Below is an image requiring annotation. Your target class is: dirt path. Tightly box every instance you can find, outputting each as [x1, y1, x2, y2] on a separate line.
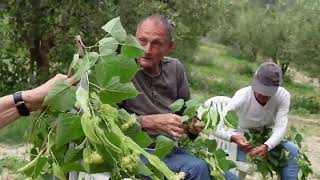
[303, 136, 320, 179]
[0, 143, 30, 160]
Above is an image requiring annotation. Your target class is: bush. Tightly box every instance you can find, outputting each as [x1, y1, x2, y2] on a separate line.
[235, 64, 254, 77]
[291, 96, 320, 114]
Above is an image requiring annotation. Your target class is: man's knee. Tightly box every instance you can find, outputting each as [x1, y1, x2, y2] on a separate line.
[191, 159, 209, 172]
[282, 141, 299, 158]
[186, 159, 210, 180]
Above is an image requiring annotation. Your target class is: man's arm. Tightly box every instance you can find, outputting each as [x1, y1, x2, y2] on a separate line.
[249, 90, 290, 158]
[264, 91, 290, 150]
[176, 60, 190, 101]
[214, 89, 246, 141]
[0, 74, 69, 128]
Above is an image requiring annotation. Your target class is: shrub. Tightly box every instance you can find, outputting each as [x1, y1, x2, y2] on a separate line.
[291, 96, 320, 114]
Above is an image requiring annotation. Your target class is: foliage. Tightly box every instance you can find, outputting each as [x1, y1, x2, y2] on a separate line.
[244, 128, 289, 178]
[170, 98, 236, 179]
[291, 96, 320, 115]
[244, 127, 313, 180]
[21, 17, 181, 180]
[0, 157, 28, 175]
[209, 0, 320, 77]
[0, 0, 217, 96]
[0, 13, 30, 96]
[287, 127, 313, 180]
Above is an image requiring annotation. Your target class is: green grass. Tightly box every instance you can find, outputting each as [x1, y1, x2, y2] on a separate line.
[0, 116, 32, 144]
[0, 157, 27, 179]
[187, 41, 320, 116]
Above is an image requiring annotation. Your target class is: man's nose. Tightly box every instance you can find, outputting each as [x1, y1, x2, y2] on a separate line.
[144, 43, 152, 54]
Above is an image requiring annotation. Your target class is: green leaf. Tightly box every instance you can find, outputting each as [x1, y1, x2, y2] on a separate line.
[19, 155, 48, 177]
[136, 159, 153, 176]
[153, 135, 176, 160]
[121, 35, 144, 58]
[55, 114, 84, 148]
[99, 37, 118, 56]
[169, 99, 185, 112]
[131, 132, 153, 148]
[204, 139, 217, 153]
[295, 133, 303, 147]
[70, 58, 91, 80]
[218, 158, 235, 171]
[81, 114, 101, 144]
[214, 149, 226, 159]
[76, 87, 90, 114]
[64, 148, 82, 163]
[93, 55, 138, 86]
[52, 163, 66, 180]
[184, 99, 200, 117]
[181, 115, 189, 122]
[101, 17, 127, 42]
[44, 80, 77, 112]
[62, 162, 85, 173]
[83, 52, 99, 67]
[99, 76, 139, 105]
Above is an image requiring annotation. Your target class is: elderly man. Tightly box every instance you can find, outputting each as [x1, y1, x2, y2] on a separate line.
[218, 62, 299, 179]
[120, 15, 237, 180]
[0, 74, 70, 128]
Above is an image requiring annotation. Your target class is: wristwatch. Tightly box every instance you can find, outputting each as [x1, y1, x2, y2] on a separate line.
[13, 91, 30, 116]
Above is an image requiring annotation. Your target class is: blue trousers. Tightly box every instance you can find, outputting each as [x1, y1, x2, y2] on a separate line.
[237, 141, 300, 180]
[142, 147, 238, 180]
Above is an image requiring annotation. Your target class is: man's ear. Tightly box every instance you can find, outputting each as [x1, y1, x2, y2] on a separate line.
[168, 41, 174, 50]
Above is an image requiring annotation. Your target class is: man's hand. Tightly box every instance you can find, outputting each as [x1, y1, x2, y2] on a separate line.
[230, 134, 254, 153]
[249, 144, 268, 159]
[141, 113, 187, 138]
[23, 74, 74, 111]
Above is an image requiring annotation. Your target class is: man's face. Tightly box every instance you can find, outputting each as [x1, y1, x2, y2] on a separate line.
[135, 20, 173, 73]
[254, 92, 271, 105]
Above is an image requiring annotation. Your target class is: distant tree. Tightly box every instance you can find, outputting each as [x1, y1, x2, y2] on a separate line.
[0, 0, 217, 95]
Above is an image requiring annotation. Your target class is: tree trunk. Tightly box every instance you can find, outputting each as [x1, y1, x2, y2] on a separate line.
[281, 62, 289, 76]
[29, 33, 52, 83]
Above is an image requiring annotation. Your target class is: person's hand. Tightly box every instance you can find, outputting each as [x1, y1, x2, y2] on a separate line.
[22, 74, 73, 111]
[141, 113, 187, 138]
[230, 134, 254, 153]
[249, 144, 268, 159]
[188, 117, 205, 135]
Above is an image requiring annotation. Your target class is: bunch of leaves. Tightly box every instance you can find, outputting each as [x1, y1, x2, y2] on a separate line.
[286, 126, 313, 180]
[244, 128, 289, 178]
[169, 99, 235, 179]
[20, 17, 183, 180]
[169, 98, 235, 133]
[244, 127, 313, 180]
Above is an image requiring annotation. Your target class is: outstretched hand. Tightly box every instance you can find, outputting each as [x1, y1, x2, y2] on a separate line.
[23, 74, 76, 111]
[230, 134, 254, 153]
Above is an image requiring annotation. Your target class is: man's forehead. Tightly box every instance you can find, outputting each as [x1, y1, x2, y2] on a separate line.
[136, 20, 168, 38]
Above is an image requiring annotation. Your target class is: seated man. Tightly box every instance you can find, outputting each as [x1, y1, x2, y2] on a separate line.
[217, 62, 299, 179]
[120, 15, 237, 180]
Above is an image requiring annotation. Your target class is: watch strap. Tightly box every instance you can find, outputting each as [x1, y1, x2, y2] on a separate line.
[13, 92, 30, 116]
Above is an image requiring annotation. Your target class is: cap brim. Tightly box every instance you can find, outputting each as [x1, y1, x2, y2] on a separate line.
[251, 79, 278, 96]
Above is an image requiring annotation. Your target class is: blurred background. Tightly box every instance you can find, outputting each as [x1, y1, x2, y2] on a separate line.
[0, 0, 319, 179]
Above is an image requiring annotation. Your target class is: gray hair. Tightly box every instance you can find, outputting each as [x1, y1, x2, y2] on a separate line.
[137, 14, 174, 41]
